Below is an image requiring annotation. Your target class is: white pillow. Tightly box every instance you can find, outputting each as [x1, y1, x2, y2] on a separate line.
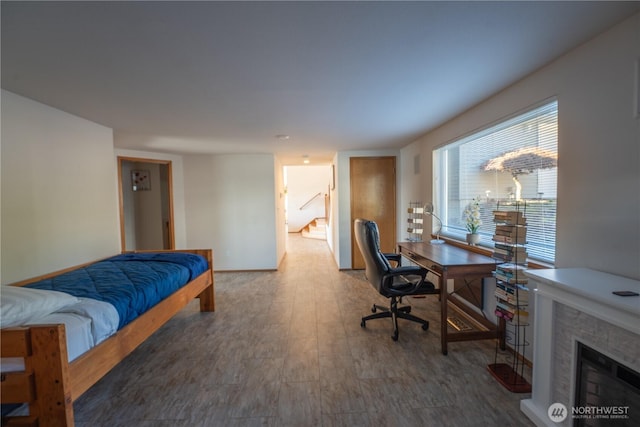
[0, 286, 80, 328]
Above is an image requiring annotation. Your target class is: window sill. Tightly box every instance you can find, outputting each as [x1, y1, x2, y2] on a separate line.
[431, 234, 554, 270]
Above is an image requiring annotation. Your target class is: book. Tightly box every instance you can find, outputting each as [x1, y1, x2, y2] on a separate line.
[495, 307, 515, 321]
[495, 290, 522, 305]
[494, 225, 527, 239]
[513, 311, 529, 323]
[491, 249, 528, 264]
[493, 210, 527, 225]
[492, 246, 527, 256]
[496, 263, 526, 271]
[495, 263, 527, 275]
[495, 264, 528, 280]
[495, 282, 529, 302]
[494, 242, 527, 252]
[496, 300, 529, 316]
[493, 234, 527, 244]
[495, 272, 529, 284]
[495, 306, 529, 323]
[492, 252, 528, 264]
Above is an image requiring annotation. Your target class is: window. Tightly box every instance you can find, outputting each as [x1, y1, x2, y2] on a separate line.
[433, 100, 558, 264]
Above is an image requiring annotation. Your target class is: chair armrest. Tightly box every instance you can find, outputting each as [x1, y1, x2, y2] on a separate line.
[388, 265, 427, 277]
[383, 252, 402, 266]
[382, 266, 436, 296]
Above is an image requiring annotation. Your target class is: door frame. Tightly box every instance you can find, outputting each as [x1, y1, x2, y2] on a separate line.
[117, 156, 175, 252]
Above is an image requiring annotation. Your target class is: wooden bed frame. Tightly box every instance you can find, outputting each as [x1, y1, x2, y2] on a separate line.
[1, 249, 215, 427]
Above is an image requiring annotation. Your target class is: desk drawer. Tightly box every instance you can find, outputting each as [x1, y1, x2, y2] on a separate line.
[399, 249, 457, 292]
[400, 249, 442, 274]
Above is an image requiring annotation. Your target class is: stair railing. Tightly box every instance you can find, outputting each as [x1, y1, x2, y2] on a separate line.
[299, 192, 322, 210]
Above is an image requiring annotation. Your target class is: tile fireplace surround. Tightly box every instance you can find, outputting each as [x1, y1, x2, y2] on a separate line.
[521, 268, 639, 427]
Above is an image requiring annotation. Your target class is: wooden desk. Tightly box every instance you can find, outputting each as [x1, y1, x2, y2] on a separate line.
[397, 241, 504, 355]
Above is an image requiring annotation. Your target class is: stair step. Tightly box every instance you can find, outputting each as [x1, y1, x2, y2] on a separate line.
[301, 229, 326, 240]
[302, 218, 327, 240]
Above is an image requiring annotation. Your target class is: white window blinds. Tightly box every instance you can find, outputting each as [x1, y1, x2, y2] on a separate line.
[433, 100, 558, 263]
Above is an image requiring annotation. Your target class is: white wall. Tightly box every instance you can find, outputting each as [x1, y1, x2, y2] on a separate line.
[402, 13, 640, 280]
[274, 157, 287, 268]
[120, 160, 137, 248]
[1, 90, 120, 284]
[327, 157, 338, 258]
[182, 153, 279, 271]
[399, 141, 426, 240]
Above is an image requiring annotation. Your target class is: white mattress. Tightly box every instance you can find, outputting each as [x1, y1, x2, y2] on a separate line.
[1, 297, 119, 372]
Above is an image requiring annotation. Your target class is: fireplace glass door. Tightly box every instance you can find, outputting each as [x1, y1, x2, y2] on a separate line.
[574, 342, 639, 426]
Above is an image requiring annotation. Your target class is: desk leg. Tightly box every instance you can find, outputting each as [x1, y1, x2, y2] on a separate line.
[440, 269, 448, 355]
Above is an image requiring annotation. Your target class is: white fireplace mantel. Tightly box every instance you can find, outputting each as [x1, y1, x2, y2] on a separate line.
[520, 268, 640, 427]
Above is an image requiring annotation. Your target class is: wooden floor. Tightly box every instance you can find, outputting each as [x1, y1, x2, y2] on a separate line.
[74, 234, 533, 426]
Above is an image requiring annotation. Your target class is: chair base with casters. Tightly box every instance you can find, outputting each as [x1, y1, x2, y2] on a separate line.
[360, 296, 430, 341]
[354, 218, 438, 342]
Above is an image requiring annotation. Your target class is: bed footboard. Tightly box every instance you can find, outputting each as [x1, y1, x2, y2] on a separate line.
[192, 248, 215, 312]
[1, 325, 73, 427]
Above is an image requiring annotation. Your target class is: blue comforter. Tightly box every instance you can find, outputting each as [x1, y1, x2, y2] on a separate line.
[25, 252, 209, 329]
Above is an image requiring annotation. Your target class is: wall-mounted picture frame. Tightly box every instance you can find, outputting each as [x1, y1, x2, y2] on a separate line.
[131, 169, 151, 191]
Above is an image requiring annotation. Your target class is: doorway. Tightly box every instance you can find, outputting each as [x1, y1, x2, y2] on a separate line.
[350, 156, 396, 269]
[284, 165, 331, 235]
[118, 157, 174, 251]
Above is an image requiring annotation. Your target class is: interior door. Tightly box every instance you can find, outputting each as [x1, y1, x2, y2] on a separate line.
[350, 156, 396, 269]
[118, 157, 174, 251]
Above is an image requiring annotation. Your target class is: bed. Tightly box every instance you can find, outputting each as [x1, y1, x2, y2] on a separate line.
[0, 249, 214, 427]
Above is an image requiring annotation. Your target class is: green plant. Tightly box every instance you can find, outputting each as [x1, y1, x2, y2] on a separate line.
[463, 197, 482, 234]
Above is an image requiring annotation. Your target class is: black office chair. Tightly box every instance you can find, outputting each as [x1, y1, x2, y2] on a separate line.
[354, 218, 439, 341]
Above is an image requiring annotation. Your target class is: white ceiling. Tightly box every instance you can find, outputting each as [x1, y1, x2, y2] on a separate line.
[2, 1, 638, 165]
